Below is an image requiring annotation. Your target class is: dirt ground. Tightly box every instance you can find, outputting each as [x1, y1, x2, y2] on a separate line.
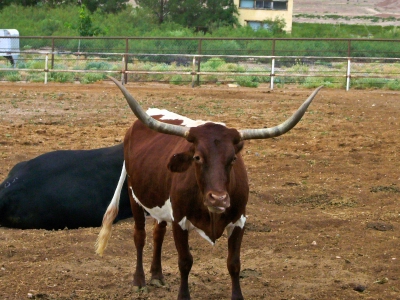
[0, 81, 399, 300]
[293, 0, 400, 26]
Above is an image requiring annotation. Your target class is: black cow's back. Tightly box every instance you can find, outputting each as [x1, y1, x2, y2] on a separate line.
[0, 144, 132, 230]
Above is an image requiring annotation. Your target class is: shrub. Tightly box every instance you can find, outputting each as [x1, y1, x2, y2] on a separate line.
[80, 72, 105, 84]
[236, 76, 259, 88]
[385, 79, 400, 90]
[50, 71, 75, 83]
[5, 72, 21, 82]
[169, 74, 183, 85]
[85, 61, 113, 70]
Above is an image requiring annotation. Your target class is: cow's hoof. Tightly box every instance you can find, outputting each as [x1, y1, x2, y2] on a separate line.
[134, 286, 149, 293]
[150, 278, 169, 288]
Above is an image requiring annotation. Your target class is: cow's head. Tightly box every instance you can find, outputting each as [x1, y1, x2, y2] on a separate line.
[109, 76, 322, 213]
[167, 122, 244, 213]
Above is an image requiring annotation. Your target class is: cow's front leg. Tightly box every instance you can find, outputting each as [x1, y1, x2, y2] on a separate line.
[172, 222, 193, 300]
[150, 220, 167, 287]
[227, 226, 245, 300]
[131, 199, 147, 291]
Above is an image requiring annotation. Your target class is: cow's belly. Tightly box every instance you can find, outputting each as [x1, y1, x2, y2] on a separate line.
[129, 187, 246, 245]
[129, 187, 174, 223]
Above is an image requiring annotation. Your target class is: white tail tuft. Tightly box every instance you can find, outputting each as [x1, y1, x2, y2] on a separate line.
[95, 162, 127, 256]
[95, 205, 118, 256]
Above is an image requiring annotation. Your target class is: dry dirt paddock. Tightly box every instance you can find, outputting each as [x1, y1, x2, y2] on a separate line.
[0, 81, 399, 300]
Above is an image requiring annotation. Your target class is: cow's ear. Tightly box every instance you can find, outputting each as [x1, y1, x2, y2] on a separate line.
[168, 152, 193, 173]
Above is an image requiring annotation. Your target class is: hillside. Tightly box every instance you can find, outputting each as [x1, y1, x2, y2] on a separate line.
[293, 0, 400, 25]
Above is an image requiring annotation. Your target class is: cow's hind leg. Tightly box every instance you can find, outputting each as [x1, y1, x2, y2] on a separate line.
[227, 226, 245, 300]
[150, 220, 168, 287]
[130, 198, 147, 291]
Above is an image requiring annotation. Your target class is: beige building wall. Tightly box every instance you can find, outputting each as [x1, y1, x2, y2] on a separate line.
[233, 0, 293, 32]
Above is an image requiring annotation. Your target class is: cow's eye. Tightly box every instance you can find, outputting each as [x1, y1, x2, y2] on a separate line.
[231, 156, 237, 164]
[193, 155, 202, 163]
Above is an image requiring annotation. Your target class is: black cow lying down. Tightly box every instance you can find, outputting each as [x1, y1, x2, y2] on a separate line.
[0, 144, 132, 230]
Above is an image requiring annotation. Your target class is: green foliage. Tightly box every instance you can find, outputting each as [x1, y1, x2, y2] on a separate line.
[386, 79, 400, 90]
[0, 0, 128, 14]
[301, 77, 343, 89]
[236, 76, 259, 88]
[49, 64, 76, 82]
[50, 71, 75, 83]
[79, 4, 104, 36]
[169, 74, 191, 85]
[202, 58, 226, 69]
[136, 0, 168, 24]
[351, 78, 388, 89]
[26, 72, 45, 82]
[4, 71, 22, 82]
[83, 0, 129, 14]
[80, 72, 105, 83]
[159, 0, 238, 30]
[1, 3, 399, 39]
[85, 61, 112, 70]
[262, 17, 286, 35]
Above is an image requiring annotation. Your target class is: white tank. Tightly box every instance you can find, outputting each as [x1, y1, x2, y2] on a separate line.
[0, 29, 19, 66]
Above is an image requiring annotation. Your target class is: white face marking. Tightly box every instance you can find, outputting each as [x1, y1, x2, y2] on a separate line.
[129, 187, 174, 223]
[146, 108, 225, 127]
[178, 214, 247, 245]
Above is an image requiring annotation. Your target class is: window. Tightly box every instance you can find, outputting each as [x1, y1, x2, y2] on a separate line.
[255, 1, 272, 9]
[247, 21, 271, 30]
[239, 0, 254, 8]
[273, 0, 287, 10]
[239, 0, 288, 10]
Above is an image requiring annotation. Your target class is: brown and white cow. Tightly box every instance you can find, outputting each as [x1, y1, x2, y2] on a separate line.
[96, 77, 322, 300]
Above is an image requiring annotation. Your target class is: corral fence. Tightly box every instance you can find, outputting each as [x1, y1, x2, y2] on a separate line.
[0, 37, 399, 90]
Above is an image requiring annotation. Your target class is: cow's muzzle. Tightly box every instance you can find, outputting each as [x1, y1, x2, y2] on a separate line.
[205, 192, 230, 214]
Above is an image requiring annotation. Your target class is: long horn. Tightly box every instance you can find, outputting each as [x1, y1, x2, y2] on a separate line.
[109, 76, 189, 138]
[239, 86, 323, 140]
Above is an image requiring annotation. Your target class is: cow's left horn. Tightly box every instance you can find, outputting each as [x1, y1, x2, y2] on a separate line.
[239, 86, 323, 140]
[109, 76, 189, 138]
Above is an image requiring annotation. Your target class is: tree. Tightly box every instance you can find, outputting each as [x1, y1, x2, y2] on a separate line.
[136, 0, 238, 30]
[78, 4, 103, 36]
[0, 0, 40, 10]
[204, 0, 238, 27]
[136, 0, 169, 24]
[0, 0, 128, 14]
[83, 0, 129, 14]
[167, 0, 203, 28]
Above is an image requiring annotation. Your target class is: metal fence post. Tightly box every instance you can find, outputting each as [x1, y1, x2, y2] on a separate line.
[271, 57, 275, 90]
[346, 58, 351, 91]
[271, 39, 276, 90]
[191, 56, 196, 88]
[44, 54, 48, 84]
[124, 38, 128, 83]
[51, 38, 55, 69]
[196, 39, 202, 86]
[121, 55, 125, 84]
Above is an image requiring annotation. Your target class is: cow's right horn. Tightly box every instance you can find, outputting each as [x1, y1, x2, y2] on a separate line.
[238, 86, 323, 140]
[109, 76, 189, 138]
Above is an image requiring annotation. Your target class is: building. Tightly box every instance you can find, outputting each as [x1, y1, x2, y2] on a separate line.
[233, 0, 293, 32]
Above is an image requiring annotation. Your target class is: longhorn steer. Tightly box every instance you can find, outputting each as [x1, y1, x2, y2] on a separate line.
[0, 144, 132, 230]
[96, 77, 322, 299]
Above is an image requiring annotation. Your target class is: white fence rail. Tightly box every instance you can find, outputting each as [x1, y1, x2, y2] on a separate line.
[1, 50, 400, 90]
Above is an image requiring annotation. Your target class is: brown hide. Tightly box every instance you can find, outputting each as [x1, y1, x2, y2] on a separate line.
[124, 117, 249, 242]
[97, 78, 321, 299]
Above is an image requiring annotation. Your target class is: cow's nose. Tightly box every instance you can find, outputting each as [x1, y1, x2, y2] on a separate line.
[206, 192, 230, 213]
[211, 193, 227, 201]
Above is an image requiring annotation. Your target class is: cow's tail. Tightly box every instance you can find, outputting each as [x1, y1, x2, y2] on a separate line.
[95, 161, 127, 256]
